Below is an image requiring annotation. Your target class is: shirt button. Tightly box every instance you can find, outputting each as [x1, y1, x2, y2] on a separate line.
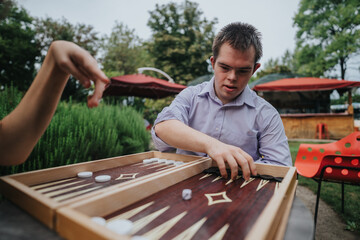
[216, 128, 219, 131]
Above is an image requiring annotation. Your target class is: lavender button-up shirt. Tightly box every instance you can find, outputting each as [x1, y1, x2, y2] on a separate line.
[151, 77, 292, 166]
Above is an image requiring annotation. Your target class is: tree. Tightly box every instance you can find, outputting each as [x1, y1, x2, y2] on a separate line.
[293, 44, 328, 77]
[251, 50, 296, 82]
[35, 17, 100, 57]
[34, 17, 100, 100]
[254, 64, 292, 81]
[100, 22, 153, 111]
[0, 0, 12, 20]
[0, 0, 40, 91]
[101, 22, 152, 77]
[280, 49, 297, 72]
[147, 0, 217, 85]
[293, 0, 360, 79]
[143, 96, 174, 124]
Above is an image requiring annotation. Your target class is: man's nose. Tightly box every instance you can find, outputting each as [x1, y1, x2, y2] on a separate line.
[227, 70, 237, 81]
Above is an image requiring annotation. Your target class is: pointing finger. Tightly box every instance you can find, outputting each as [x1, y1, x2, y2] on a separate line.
[87, 80, 107, 108]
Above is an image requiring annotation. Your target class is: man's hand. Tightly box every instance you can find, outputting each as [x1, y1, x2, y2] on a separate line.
[206, 138, 257, 180]
[49, 41, 109, 108]
[155, 120, 257, 180]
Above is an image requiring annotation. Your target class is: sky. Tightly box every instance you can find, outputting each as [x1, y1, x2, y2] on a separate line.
[17, 0, 359, 80]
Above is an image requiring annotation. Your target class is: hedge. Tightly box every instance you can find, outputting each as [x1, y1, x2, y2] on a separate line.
[0, 86, 150, 176]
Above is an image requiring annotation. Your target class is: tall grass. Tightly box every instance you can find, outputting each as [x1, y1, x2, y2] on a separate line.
[0, 86, 150, 176]
[0, 84, 23, 119]
[289, 141, 360, 234]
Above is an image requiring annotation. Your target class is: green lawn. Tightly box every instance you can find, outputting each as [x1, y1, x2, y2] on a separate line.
[289, 141, 360, 233]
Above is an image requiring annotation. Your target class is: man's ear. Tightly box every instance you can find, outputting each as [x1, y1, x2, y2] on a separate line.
[210, 56, 215, 69]
[253, 63, 261, 74]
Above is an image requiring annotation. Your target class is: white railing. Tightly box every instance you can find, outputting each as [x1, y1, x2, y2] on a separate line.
[137, 67, 175, 83]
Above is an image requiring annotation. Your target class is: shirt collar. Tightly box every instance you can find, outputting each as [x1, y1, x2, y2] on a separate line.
[197, 76, 256, 108]
[198, 77, 214, 97]
[231, 85, 256, 108]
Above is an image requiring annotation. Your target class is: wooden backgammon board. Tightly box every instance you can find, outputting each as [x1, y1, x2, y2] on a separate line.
[0, 151, 208, 229]
[56, 160, 297, 240]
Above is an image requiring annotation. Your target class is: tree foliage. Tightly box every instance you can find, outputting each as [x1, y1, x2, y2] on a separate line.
[35, 17, 100, 57]
[143, 96, 174, 124]
[101, 22, 152, 77]
[147, 0, 217, 85]
[34, 17, 101, 101]
[100, 22, 155, 113]
[251, 49, 296, 82]
[254, 64, 292, 81]
[0, 0, 39, 91]
[293, 0, 360, 79]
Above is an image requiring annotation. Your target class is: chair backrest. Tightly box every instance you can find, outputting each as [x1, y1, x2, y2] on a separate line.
[321, 155, 360, 183]
[295, 132, 360, 179]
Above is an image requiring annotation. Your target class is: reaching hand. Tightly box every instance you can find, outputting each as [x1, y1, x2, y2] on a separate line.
[206, 139, 257, 180]
[49, 41, 109, 108]
[0, 40, 111, 166]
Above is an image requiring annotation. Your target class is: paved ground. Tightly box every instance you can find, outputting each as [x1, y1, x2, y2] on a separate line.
[296, 185, 359, 240]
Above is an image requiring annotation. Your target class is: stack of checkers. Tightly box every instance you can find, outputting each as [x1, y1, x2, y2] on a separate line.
[91, 217, 149, 240]
[203, 167, 283, 182]
[142, 158, 184, 166]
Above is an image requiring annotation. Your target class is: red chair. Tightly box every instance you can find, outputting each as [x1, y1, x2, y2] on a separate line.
[315, 123, 329, 139]
[295, 131, 360, 227]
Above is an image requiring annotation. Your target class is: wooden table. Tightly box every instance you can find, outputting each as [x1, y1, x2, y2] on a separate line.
[0, 152, 310, 239]
[0, 195, 314, 240]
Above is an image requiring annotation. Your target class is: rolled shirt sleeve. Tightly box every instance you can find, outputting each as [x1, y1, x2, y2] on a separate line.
[151, 86, 194, 152]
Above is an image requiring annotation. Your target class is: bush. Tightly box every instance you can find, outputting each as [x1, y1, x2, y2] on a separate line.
[0, 86, 150, 176]
[0, 84, 23, 119]
[143, 96, 174, 124]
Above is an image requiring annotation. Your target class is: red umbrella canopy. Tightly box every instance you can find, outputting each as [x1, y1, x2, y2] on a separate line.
[103, 74, 187, 99]
[253, 77, 360, 92]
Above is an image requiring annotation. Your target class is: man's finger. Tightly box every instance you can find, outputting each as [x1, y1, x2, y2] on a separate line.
[248, 158, 257, 176]
[239, 149, 257, 176]
[234, 152, 251, 180]
[215, 158, 227, 179]
[225, 157, 238, 180]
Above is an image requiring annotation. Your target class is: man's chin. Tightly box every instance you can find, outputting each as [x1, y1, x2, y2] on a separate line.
[219, 94, 238, 104]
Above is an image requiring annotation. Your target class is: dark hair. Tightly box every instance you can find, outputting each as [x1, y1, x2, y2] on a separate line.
[212, 22, 263, 63]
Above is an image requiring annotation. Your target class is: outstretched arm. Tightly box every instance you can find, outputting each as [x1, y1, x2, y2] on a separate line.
[0, 40, 109, 166]
[154, 119, 257, 180]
